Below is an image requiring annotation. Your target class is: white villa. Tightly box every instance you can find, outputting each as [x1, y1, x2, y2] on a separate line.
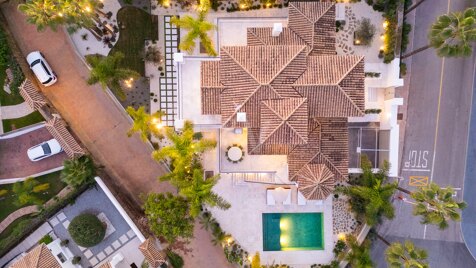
[160, 1, 403, 266]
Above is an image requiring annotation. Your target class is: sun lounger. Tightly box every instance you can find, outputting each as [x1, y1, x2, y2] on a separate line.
[267, 189, 276, 205]
[315, 200, 323, 206]
[283, 189, 292, 205]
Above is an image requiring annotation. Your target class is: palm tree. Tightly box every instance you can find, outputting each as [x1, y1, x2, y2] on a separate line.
[385, 241, 429, 268]
[179, 169, 230, 217]
[60, 155, 96, 188]
[211, 229, 229, 246]
[344, 235, 373, 268]
[12, 177, 50, 206]
[338, 157, 397, 226]
[18, 0, 97, 32]
[86, 52, 139, 101]
[18, 0, 61, 31]
[152, 120, 216, 182]
[403, 7, 476, 58]
[409, 183, 467, 229]
[170, 8, 217, 56]
[126, 106, 165, 142]
[198, 210, 216, 231]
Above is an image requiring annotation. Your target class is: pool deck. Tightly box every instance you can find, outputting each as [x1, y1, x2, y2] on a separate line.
[210, 174, 335, 267]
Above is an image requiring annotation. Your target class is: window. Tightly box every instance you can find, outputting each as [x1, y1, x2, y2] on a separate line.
[42, 77, 53, 85]
[30, 59, 41, 67]
[56, 253, 66, 263]
[41, 143, 52, 155]
[40, 61, 52, 76]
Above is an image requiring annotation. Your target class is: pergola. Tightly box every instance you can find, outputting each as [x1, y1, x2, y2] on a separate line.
[19, 79, 48, 110]
[45, 115, 85, 159]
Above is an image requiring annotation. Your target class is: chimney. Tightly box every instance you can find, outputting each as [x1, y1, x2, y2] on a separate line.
[237, 112, 247, 122]
[272, 23, 283, 37]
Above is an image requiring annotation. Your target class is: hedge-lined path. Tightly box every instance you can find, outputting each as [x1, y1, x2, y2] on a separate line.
[0, 205, 38, 233]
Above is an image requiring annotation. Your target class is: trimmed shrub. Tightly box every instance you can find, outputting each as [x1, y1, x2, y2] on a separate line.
[68, 213, 106, 247]
[72, 256, 81, 264]
[166, 250, 184, 268]
[38, 234, 53, 245]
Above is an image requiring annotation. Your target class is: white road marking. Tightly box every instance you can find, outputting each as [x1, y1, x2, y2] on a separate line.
[402, 169, 431, 172]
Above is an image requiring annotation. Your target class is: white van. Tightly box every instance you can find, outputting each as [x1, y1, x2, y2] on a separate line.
[26, 51, 57, 86]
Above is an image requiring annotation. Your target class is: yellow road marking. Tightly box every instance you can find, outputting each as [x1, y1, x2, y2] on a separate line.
[409, 176, 429, 187]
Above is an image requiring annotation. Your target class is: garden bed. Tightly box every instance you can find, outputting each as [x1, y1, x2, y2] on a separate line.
[0, 29, 26, 106]
[0, 171, 65, 222]
[2, 111, 44, 133]
[109, 7, 158, 76]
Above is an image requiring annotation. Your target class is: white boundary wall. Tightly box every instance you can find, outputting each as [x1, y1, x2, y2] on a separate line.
[94, 177, 146, 242]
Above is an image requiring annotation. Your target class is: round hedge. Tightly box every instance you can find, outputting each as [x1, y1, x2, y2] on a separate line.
[68, 213, 106, 247]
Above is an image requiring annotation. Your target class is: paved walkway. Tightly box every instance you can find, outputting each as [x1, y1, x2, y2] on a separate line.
[0, 102, 33, 120]
[0, 205, 38, 233]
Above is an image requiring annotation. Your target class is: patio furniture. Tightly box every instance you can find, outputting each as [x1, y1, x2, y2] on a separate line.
[315, 200, 324, 206]
[226, 144, 244, 163]
[298, 191, 307, 206]
[270, 187, 292, 205]
[266, 189, 276, 206]
[283, 191, 292, 205]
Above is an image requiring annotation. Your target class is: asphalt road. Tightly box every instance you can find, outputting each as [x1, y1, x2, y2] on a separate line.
[372, 0, 476, 266]
[461, 55, 476, 260]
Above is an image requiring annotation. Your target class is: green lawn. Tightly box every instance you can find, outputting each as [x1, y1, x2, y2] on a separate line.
[0, 171, 65, 222]
[2, 111, 45, 133]
[0, 215, 32, 252]
[109, 7, 158, 76]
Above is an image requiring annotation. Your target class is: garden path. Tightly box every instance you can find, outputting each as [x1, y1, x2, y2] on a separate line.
[0, 205, 38, 233]
[0, 102, 33, 120]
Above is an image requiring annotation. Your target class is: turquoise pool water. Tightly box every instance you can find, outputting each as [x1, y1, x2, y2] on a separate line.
[262, 213, 323, 251]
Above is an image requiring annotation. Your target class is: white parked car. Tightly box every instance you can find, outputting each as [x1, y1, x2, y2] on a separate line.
[27, 139, 63, 162]
[26, 51, 57, 86]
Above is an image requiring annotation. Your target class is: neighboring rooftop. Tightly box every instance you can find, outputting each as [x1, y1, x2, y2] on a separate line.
[9, 244, 60, 268]
[138, 237, 166, 268]
[200, 1, 365, 200]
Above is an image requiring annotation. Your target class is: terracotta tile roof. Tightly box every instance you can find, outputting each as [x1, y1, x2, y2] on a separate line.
[139, 237, 166, 268]
[45, 115, 86, 159]
[218, 46, 308, 127]
[201, 61, 222, 88]
[247, 128, 294, 155]
[295, 55, 364, 85]
[220, 46, 307, 84]
[98, 263, 113, 268]
[199, 1, 362, 198]
[19, 79, 48, 111]
[288, 1, 336, 55]
[201, 87, 221, 114]
[288, 117, 349, 183]
[296, 164, 335, 200]
[247, 27, 306, 46]
[259, 98, 308, 144]
[10, 244, 61, 268]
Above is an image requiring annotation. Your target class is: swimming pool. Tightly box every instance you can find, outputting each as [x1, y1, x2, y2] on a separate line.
[262, 213, 323, 251]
